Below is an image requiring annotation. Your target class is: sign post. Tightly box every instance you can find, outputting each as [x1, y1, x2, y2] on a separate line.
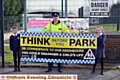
[0, 0, 4, 68]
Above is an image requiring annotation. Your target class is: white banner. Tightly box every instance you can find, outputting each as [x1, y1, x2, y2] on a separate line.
[28, 18, 89, 33]
[90, 0, 109, 17]
[0, 74, 77, 80]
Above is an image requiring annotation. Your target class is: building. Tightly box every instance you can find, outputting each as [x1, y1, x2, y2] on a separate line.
[26, 0, 118, 18]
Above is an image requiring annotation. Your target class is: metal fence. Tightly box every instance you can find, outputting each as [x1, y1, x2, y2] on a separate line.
[2, 0, 120, 63]
[25, 0, 120, 32]
[4, 0, 120, 32]
[4, 16, 23, 32]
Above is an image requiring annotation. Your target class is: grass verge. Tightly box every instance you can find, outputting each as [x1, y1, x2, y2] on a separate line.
[90, 24, 117, 32]
[0, 46, 13, 63]
[4, 39, 9, 44]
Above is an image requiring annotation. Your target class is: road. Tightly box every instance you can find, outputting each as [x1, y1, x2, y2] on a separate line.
[0, 68, 120, 80]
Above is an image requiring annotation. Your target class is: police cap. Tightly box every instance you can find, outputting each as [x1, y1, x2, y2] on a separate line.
[52, 12, 60, 17]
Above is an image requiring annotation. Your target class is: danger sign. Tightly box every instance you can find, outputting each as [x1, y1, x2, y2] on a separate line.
[90, 0, 109, 17]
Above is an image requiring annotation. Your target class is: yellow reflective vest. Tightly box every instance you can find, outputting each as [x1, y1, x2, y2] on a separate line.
[43, 20, 70, 33]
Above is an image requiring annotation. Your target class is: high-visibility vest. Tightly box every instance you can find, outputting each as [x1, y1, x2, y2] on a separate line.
[43, 21, 70, 33]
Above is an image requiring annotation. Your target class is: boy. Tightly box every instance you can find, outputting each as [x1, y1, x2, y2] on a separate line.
[9, 26, 21, 72]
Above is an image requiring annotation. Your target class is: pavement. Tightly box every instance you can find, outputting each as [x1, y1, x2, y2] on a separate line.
[0, 67, 120, 80]
[4, 30, 23, 40]
[1, 61, 120, 80]
[0, 67, 104, 80]
[4, 62, 120, 70]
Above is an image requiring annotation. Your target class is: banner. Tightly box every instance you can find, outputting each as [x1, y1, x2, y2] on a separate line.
[20, 32, 97, 64]
[90, 0, 109, 17]
[28, 18, 89, 33]
[60, 18, 89, 33]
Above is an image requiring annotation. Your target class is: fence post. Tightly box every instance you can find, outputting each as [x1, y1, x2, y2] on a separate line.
[78, 7, 83, 18]
[24, 0, 27, 32]
[65, 0, 68, 18]
[61, 0, 63, 18]
[0, 0, 4, 68]
[117, 8, 120, 31]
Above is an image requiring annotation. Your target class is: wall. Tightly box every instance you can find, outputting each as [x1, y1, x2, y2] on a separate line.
[105, 35, 120, 62]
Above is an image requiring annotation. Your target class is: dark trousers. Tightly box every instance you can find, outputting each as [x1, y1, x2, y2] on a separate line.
[47, 62, 62, 70]
[92, 58, 104, 73]
[13, 50, 21, 70]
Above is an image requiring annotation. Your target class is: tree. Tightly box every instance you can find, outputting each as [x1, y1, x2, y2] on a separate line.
[4, 0, 24, 31]
[110, 2, 120, 17]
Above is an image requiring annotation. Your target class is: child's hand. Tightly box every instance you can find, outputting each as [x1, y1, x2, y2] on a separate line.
[46, 31, 49, 34]
[95, 34, 99, 37]
[64, 32, 66, 34]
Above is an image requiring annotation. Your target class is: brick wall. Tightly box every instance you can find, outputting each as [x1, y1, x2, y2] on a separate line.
[105, 35, 120, 62]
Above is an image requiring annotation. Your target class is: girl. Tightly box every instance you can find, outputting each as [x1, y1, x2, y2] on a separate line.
[91, 26, 106, 75]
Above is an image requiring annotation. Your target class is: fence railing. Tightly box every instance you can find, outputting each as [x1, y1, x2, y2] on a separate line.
[4, 16, 23, 32]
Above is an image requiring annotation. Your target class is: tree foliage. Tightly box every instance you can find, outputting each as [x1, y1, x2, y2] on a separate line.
[4, 0, 24, 31]
[110, 2, 120, 16]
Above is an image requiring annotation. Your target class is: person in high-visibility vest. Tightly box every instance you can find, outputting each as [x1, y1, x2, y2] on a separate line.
[43, 13, 69, 33]
[43, 12, 70, 73]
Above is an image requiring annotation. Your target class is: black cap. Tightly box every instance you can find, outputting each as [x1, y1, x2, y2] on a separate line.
[52, 12, 60, 17]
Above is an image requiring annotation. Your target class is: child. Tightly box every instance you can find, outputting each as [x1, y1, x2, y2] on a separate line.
[91, 26, 106, 75]
[9, 26, 21, 72]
